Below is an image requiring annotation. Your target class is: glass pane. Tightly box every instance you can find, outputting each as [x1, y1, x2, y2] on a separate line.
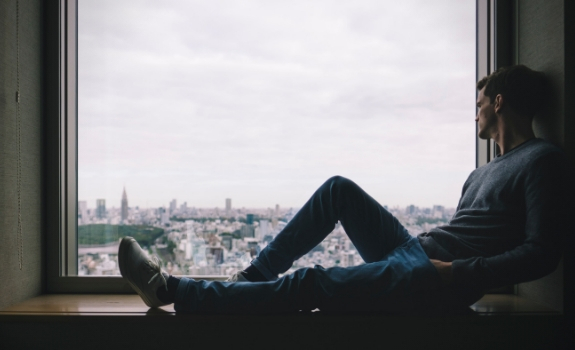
[77, 0, 476, 276]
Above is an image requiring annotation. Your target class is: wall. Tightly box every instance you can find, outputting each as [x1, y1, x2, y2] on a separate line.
[515, 0, 575, 313]
[0, 0, 45, 310]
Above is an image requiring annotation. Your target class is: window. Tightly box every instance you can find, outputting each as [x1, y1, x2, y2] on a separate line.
[47, 0, 490, 293]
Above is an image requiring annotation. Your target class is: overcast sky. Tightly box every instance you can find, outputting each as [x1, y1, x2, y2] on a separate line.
[78, 0, 476, 210]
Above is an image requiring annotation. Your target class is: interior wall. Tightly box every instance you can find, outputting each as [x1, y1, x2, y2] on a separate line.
[515, 0, 572, 313]
[0, 0, 45, 310]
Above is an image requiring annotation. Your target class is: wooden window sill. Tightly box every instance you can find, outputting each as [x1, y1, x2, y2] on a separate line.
[0, 294, 559, 316]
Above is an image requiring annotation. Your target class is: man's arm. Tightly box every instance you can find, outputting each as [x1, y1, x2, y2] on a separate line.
[450, 241, 562, 292]
[449, 152, 569, 292]
[430, 259, 452, 285]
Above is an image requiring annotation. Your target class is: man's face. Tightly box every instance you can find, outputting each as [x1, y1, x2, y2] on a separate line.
[475, 87, 497, 140]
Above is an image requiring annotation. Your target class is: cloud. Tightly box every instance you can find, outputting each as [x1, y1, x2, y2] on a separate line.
[78, 0, 476, 208]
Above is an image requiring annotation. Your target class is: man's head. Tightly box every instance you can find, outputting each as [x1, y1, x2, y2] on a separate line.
[476, 65, 548, 118]
[475, 65, 548, 140]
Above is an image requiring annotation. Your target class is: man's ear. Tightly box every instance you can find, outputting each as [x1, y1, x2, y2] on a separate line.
[494, 94, 504, 113]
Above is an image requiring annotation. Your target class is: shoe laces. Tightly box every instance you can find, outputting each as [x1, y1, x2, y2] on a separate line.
[147, 255, 168, 291]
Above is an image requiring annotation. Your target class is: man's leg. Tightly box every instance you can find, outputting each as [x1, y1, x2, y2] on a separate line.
[174, 236, 442, 314]
[119, 230, 442, 314]
[251, 176, 411, 280]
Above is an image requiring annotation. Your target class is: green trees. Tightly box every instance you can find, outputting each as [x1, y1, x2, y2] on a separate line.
[78, 224, 164, 247]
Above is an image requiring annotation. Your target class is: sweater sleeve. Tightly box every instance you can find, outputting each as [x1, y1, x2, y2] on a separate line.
[450, 152, 569, 292]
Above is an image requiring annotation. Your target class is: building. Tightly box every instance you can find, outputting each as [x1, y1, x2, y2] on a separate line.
[240, 224, 255, 238]
[246, 213, 254, 225]
[121, 187, 128, 222]
[169, 199, 177, 214]
[405, 205, 417, 215]
[96, 199, 106, 219]
[157, 207, 170, 226]
[208, 246, 224, 265]
[432, 205, 445, 219]
[258, 220, 270, 240]
[78, 200, 88, 224]
[220, 234, 233, 250]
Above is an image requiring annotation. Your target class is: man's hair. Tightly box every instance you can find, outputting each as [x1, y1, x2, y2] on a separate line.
[476, 65, 548, 118]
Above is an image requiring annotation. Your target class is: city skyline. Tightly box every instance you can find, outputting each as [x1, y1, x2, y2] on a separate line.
[79, 186, 456, 212]
[78, 186, 453, 277]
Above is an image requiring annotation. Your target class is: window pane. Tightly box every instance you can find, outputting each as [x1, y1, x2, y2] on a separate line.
[77, 0, 475, 276]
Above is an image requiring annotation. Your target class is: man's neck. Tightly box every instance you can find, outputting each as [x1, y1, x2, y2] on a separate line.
[493, 115, 536, 155]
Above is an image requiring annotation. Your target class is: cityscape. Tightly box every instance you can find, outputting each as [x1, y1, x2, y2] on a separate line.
[77, 188, 455, 277]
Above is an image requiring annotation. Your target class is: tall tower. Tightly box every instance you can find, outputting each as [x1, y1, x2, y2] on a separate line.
[121, 187, 128, 222]
[225, 198, 231, 217]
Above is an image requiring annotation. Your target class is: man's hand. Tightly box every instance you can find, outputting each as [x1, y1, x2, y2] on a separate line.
[429, 259, 453, 285]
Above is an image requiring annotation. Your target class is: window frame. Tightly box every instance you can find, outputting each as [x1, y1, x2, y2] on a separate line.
[47, 0, 506, 293]
[476, 0, 518, 295]
[476, 0, 517, 168]
[47, 0, 131, 293]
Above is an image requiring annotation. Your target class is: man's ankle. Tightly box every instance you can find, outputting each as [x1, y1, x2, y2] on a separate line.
[156, 275, 180, 304]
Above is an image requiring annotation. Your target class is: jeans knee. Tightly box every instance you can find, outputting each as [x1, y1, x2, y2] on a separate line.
[325, 175, 353, 189]
[327, 175, 345, 183]
[293, 266, 329, 291]
[325, 175, 359, 195]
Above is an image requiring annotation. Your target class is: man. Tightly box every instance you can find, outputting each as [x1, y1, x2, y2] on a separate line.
[119, 65, 568, 314]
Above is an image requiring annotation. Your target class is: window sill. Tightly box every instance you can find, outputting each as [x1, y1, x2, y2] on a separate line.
[0, 293, 558, 316]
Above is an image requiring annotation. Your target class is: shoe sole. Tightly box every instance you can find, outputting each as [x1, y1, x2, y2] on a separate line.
[119, 237, 155, 308]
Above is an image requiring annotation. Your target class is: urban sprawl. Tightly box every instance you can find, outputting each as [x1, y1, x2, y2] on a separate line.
[78, 188, 455, 277]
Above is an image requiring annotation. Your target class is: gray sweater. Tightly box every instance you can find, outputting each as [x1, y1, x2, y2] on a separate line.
[418, 138, 569, 297]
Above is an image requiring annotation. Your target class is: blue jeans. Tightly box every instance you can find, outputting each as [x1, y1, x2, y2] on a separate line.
[174, 176, 443, 314]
